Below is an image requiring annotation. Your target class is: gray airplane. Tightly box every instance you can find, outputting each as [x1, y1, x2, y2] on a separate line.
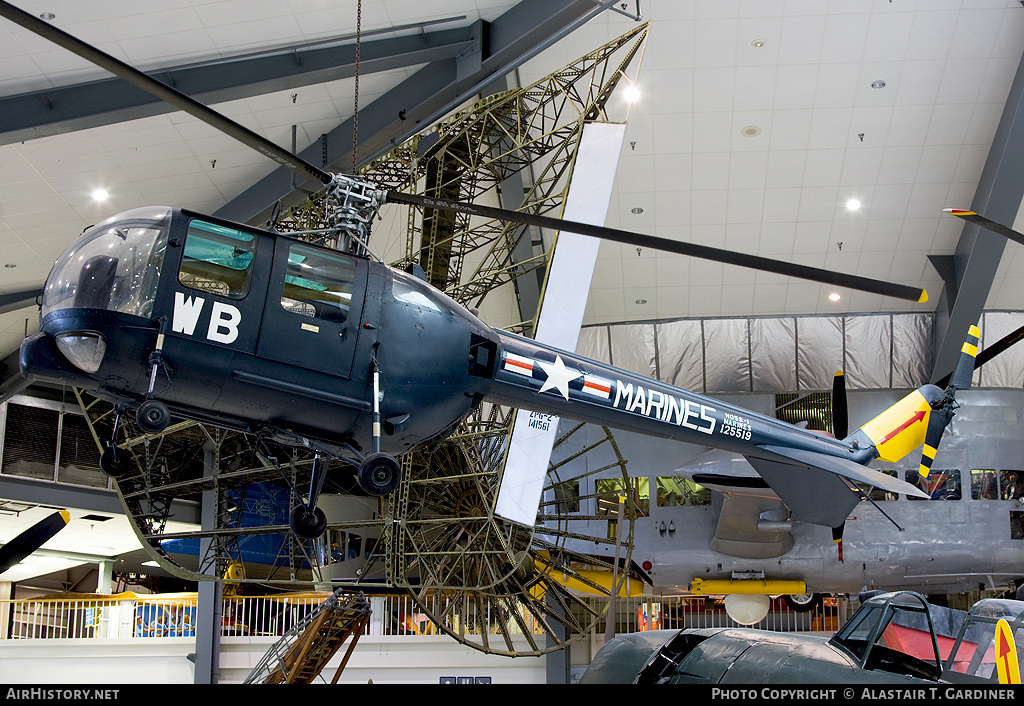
[619, 386, 1024, 624]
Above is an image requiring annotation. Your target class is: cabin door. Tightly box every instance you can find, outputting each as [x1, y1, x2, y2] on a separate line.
[255, 240, 367, 378]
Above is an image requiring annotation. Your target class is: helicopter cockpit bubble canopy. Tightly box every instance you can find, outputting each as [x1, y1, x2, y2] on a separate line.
[43, 206, 172, 321]
[41, 207, 172, 373]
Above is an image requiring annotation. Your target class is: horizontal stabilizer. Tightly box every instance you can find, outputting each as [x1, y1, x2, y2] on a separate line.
[760, 445, 928, 499]
[746, 446, 928, 528]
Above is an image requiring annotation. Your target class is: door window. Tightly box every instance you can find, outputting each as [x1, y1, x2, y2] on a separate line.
[280, 243, 356, 324]
[179, 219, 256, 299]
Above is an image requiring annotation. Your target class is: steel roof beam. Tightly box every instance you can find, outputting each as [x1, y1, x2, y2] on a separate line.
[931, 45, 1024, 383]
[0, 24, 475, 146]
[214, 0, 620, 225]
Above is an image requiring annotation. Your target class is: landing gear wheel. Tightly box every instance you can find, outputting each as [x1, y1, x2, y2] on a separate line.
[99, 445, 127, 477]
[358, 452, 401, 496]
[290, 504, 327, 539]
[783, 592, 822, 612]
[136, 399, 170, 434]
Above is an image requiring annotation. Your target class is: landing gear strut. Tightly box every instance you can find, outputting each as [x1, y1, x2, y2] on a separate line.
[99, 404, 127, 477]
[356, 355, 400, 496]
[290, 453, 329, 539]
[136, 326, 171, 434]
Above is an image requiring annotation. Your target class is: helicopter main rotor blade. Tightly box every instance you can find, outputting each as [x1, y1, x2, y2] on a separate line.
[0, 1, 333, 188]
[0, 0, 929, 304]
[387, 191, 929, 303]
[944, 208, 1024, 247]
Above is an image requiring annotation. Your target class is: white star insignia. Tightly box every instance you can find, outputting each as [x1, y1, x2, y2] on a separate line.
[537, 355, 582, 401]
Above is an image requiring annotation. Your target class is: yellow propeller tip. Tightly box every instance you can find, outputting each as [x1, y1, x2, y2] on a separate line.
[918, 290, 928, 304]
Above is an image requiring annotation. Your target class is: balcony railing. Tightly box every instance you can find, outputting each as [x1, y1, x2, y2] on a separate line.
[1, 592, 846, 641]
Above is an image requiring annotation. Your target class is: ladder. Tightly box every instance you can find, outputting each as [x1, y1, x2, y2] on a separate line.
[245, 590, 370, 684]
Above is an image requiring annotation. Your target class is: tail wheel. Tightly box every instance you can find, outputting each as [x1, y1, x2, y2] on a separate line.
[388, 405, 638, 656]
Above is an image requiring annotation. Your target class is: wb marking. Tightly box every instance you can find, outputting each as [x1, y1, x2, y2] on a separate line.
[172, 292, 241, 344]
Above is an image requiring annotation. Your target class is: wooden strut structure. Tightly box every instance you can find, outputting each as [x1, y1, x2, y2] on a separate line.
[244, 590, 371, 684]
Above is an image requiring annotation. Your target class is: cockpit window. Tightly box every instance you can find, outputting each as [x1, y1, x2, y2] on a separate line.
[178, 219, 256, 299]
[280, 243, 355, 324]
[41, 206, 171, 320]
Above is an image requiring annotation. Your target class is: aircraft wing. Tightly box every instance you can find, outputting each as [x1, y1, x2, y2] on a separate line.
[747, 445, 928, 528]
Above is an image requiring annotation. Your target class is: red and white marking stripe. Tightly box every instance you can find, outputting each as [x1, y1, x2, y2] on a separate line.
[581, 374, 612, 399]
[503, 352, 535, 376]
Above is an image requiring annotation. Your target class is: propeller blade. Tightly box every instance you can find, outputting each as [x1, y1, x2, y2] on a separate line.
[0, 510, 70, 574]
[387, 191, 929, 303]
[0, 1, 333, 188]
[831, 371, 848, 439]
[944, 208, 1024, 248]
[919, 324, 979, 479]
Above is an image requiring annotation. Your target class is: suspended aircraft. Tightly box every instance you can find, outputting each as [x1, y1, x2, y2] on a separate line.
[0, 2, 983, 549]
[579, 590, 1024, 685]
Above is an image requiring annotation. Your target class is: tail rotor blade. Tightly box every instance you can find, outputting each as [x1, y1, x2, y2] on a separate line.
[918, 324, 979, 479]
[948, 324, 980, 392]
[918, 407, 953, 480]
[832, 371, 848, 439]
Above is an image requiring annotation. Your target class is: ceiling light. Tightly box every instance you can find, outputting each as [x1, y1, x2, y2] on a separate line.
[740, 126, 762, 137]
[871, 80, 886, 89]
[39, 12, 55, 20]
[751, 39, 765, 48]
[631, 207, 644, 214]
[846, 199, 861, 211]
[91, 188, 109, 203]
[828, 292, 841, 302]
[635, 299, 647, 305]
[623, 85, 641, 103]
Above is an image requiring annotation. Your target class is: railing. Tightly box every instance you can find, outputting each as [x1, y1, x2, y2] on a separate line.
[1, 592, 846, 641]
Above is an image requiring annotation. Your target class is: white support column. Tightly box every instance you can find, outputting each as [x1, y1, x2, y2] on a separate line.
[0, 582, 10, 640]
